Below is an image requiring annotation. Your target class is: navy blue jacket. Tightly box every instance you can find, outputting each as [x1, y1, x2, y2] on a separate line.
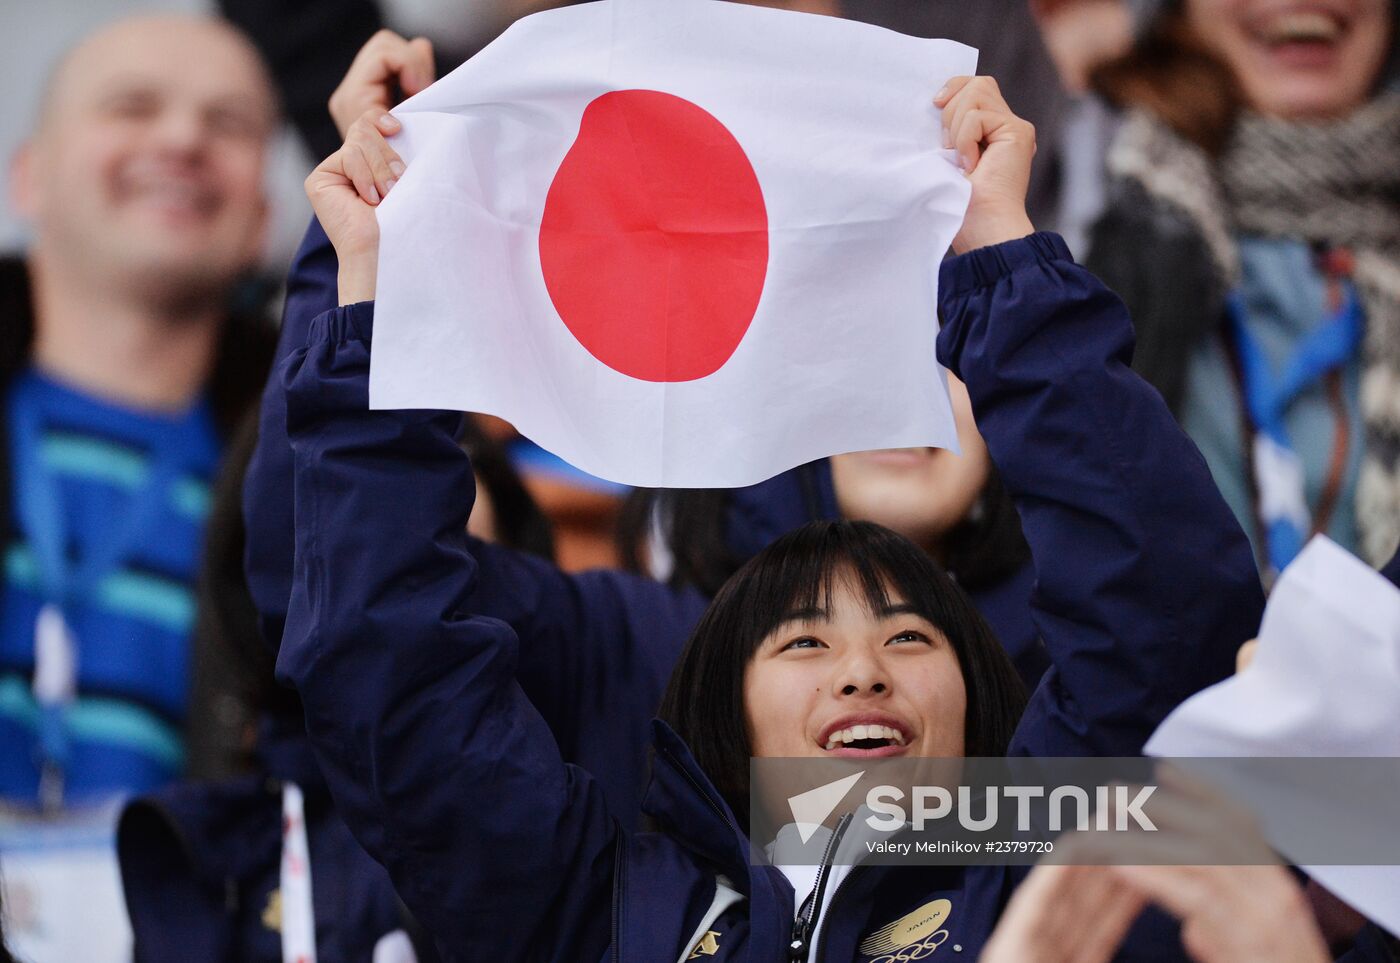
[277, 233, 1264, 961]
[242, 220, 1044, 827]
[117, 718, 417, 962]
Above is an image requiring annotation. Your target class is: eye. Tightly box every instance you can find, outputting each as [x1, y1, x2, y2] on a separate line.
[886, 629, 933, 646]
[780, 636, 827, 652]
[103, 90, 161, 121]
[207, 106, 265, 141]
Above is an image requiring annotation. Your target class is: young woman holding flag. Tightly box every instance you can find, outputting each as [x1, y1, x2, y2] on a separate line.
[271, 65, 1264, 961]
[242, 32, 1251, 836]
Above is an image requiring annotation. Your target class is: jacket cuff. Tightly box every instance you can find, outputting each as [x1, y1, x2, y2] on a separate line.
[939, 232, 1073, 300]
[306, 300, 375, 348]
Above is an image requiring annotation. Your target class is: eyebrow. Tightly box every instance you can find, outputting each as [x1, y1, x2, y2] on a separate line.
[97, 78, 268, 113]
[773, 601, 921, 628]
[774, 606, 828, 627]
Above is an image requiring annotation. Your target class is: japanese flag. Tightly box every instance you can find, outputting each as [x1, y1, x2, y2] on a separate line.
[370, 0, 977, 488]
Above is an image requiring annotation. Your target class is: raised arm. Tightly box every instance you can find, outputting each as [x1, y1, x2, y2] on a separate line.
[242, 216, 336, 654]
[239, 42, 707, 825]
[242, 210, 701, 821]
[278, 301, 617, 959]
[937, 233, 1265, 756]
[929, 78, 1263, 758]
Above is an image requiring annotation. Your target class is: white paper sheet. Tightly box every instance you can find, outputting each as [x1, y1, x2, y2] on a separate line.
[1146, 536, 1400, 936]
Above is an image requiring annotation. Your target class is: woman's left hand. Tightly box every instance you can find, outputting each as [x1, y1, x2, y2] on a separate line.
[935, 76, 1037, 254]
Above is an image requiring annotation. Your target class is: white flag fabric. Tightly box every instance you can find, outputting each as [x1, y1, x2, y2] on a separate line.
[370, 0, 976, 487]
[1146, 536, 1400, 937]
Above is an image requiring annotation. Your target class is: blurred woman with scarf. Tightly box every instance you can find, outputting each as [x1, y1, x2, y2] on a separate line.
[1086, 0, 1400, 580]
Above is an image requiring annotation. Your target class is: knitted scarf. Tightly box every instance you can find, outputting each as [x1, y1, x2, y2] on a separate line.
[1106, 94, 1400, 566]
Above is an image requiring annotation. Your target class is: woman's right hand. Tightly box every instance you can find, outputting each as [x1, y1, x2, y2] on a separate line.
[935, 76, 1037, 254]
[304, 109, 405, 304]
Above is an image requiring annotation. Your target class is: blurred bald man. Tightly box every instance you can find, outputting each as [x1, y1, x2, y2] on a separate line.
[0, 15, 279, 808]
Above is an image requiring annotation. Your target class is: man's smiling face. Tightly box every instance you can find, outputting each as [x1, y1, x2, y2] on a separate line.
[14, 16, 276, 299]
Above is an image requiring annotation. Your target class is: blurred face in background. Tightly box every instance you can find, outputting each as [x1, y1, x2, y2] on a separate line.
[1032, 0, 1136, 93]
[11, 17, 276, 305]
[830, 374, 990, 556]
[1185, 0, 1392, 119]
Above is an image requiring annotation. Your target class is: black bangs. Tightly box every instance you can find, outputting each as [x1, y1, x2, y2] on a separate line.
[657, 520, 1028, 826]
[740, 522, 936, 650]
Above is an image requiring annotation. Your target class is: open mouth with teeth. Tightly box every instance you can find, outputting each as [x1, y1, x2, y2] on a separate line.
[821, 722, 911, 756]
[1261, 10, 1344, 43]
[1250, 8, 1350, 63]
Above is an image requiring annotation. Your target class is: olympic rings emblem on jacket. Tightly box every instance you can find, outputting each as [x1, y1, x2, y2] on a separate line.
[866, 928, 950, 962]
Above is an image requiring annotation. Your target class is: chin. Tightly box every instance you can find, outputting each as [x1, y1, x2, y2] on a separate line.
[123, 249, 244, 305]
[1259, 86, 1368, 120]
[865, 492, 972, 543]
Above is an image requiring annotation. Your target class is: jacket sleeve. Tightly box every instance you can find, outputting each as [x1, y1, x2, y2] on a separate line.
[242, 219, 702, 823]
[277, 302, 616, 961]
[936, 233, 1265, 757]
[243, 219, 338, 656]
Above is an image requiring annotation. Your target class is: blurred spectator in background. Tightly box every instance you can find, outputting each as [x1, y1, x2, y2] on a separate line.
[112, 409, 552, 963]
[0, 14, 278, 809]
[1084, 0, 1400, 578]
[1036, 0, 1137, 93]
[1029, 0, 1136, 253]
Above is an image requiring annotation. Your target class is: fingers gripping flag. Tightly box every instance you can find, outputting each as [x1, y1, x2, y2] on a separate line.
[370, 0, 977, 488]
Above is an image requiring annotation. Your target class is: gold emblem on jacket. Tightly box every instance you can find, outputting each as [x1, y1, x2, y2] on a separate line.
[858, 898, 952, 956]
[687, 929, 722, 958]
[261, 888, 282, 933]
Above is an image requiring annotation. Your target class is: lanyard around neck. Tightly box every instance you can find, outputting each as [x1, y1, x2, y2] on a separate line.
[281, 782, 317, 963]
[9, 376, 202, 610]
[1226, 268, 1364, 577]
[1228, 284, 1363, 450]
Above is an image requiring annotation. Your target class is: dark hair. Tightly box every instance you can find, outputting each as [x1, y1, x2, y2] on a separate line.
[1089, 7, 1244, 155]
[657, 520, 1026, 823]
[618, 466, 1029, 599]
[457, 417, 556, 561]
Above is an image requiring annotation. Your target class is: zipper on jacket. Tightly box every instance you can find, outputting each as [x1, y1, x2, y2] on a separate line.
[812, 864, 870, 963]
[611, 834, 625, 963]
[789, 811, 853, 963]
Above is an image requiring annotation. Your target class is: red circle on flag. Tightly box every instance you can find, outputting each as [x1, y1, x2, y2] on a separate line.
[539, 89, 769, 383]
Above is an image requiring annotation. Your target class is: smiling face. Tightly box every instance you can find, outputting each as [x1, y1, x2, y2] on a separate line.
[1184, 0, 1392, 119]
[12, 16, 276, 302]
[658, 520, 1022, 823]
[743, 571, 968, 761]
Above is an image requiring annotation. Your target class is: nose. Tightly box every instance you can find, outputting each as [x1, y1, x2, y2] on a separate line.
[834, 650, 890, 698]
[151, 106, 209, 158]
